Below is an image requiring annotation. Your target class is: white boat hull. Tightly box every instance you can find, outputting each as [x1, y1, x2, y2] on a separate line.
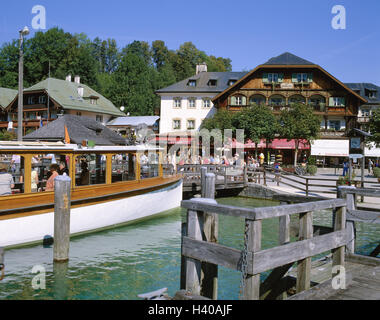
[0, 180, 183, 248]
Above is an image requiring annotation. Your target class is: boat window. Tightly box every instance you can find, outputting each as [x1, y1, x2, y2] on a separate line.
[140, 151, 159, 179]
[31, 154, 70, 192]
[0, 154, 24, 195]
[111, 153, 136, 182]
[75, 154, 106, 186]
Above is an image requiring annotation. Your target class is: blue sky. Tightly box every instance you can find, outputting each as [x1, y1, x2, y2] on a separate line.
[1, 0, 379, 85]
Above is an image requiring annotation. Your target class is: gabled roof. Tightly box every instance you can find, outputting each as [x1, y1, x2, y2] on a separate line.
[24, 114, 126, 145]
[107, 116, 159, 127]
[0, 88, 17, 110]
[212, 52, 367, 104]
[155, 71, 248, 94]
[263, 52, 314, 65]
[12, 78, 125, 117]
[345, 83, 380, 104]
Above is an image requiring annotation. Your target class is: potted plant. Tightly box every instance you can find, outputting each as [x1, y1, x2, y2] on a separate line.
[373, 167, 380, 183]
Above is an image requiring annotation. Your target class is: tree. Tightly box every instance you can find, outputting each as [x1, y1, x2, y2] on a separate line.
[369, 108, 380, 147]
[234, 104, 278, 158]
[279, 103, 321, 167]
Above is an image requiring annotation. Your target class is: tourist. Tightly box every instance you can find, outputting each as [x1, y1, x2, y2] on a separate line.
[58, 162, 69, 176]
[31, 165, 39, 193]
[342, 159, 349, 176]
[45, 164, 60, 191]
[80, 161, 90, 185]
[259, 153, 265, 166]
[368, 159, 373, 175]
[0, 163, 14, 196]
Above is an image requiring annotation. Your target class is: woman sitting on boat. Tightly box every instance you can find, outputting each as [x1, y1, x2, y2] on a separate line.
[45, 164, 60, 191]
[0, 163, 14, 196]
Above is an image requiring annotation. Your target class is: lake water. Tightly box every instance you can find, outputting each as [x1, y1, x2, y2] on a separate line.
[0, 196, 379, 300]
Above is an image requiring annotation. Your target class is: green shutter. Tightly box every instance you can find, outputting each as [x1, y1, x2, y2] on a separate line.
[307, 73, 313, 83]
[292, 73, 298, 83]
[231, 96, 236, 105]
[329, 97, 334, 106]
[341, 97, 345, 106]
[263, 73, 269, 83]
[278, 73, 284, 83]
[242, 96, 247, 105]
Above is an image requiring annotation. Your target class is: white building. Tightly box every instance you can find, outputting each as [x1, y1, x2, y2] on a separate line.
[155, 64, 246, 134]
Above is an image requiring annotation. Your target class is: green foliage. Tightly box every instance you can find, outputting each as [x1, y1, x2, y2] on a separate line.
[306, 165, 317, 175]
[0, 130, 16, 141]
[0, 29, 232, 116]
[201, 110, 237, 132]
[369, 108, 380, 147]
[307, 156, 316, 165]
[373, 167, 380, 178]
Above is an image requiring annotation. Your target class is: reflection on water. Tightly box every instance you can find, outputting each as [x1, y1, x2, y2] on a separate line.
[0, 197, 378, 300]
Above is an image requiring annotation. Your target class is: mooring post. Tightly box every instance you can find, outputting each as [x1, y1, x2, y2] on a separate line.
[337, 186, 356, 254]
[201, 167, 207, 198]
[53, 175, 72, 263]
[0, 247, 4, 281]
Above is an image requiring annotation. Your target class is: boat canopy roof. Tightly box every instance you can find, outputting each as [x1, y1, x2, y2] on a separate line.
[0, 141, 162, 153]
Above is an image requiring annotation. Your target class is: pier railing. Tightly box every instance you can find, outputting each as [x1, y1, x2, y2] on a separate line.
[180, 195, 350, 300]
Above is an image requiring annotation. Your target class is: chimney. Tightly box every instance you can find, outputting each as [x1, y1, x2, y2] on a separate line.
[74, 75, 80, 84]
[66, 74, 72, 82]
[77, 86, 84, 98]
[196, 62, 207, 75]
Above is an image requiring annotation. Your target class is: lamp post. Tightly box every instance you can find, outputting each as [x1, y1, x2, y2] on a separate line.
[17, 26, 30, 141]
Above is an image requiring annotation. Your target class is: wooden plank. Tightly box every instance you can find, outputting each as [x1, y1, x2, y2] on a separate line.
[346, 253, 380, 266]
[181, 199, 346, 220]
[243, 219, 262, 300]
[339, 187, 380, 197]
[182, 230, 350, 276]
[347, 209, 380, 224]
[346, 193, 356, 254]
[296, 211, 313, 293]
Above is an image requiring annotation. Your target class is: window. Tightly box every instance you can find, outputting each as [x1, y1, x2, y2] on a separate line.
[50, 111, 58, 119]
[330, 97, 345, 107]
[187, 80, 196, 87]
[292, 73, 312, 83]
[230, 95, 246, 106]
[188, 98, 196, 108]
[90, 99, 97, 105]
[75, 154, 106, 186]
[39, 96, 46, 104]
[202, 98, 212, 108]
[269, 95, 285, 106]
[228, 79, 237, 86]
[328, 120, 345, 131]
[76, 112, 82, 116]
[27, 97, 35, 105]
[365, 89, 377, 99]
[173, 98, 182, 108]
[0, 154, 24, 195]
[268, 73, 279, 83]
[187, 119, 195, 130]
[361, 109, 370, 117]
[208, 79, 217, 86]
[173, 119, 181, 130]
[289, 95, 306, 104]
[249, 95, 266, 105]
[96, 115, 103, 122]
[139, 152, 159, 179]
[111, 153, 135, 182]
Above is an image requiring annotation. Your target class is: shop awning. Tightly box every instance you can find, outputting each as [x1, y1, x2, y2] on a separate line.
[237, 139, 310, 150]
[311, 139, 349, 157]
[154, 136, 194, 145]
[365, 143, 380, 157]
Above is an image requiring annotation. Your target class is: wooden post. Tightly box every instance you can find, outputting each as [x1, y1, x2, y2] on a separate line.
[106, 154, 113, 185]
[346, 192, 356, 254]
[296, 211, 313, 293]
[263, 170, 267, 186]
[305, 178, 309, 196]
[243, 219, 262, 300]
[184, 198, 217, 296]
[23, 154, 32, 194]
[201, 167, 207, 198]
[201, 173, 218, 299]
[180, 222, 187, 290]
[224, 166, 227, 188]
[279, 201, 290, 245]
[244, 165, 248, 187]
[53, 261, 69, 299]
[332, 205, 346, 276]
[53, 175, 71, 262]
[0, 247, 3, 281]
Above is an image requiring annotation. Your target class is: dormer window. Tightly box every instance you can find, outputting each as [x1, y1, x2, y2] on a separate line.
[208, 79, 217, 86]
[187, 80, 196, 87]
[90, 98, 97, 105]
[365, 89, 377, 98]
[263, 73, 284, 83]
[38, 96, 46, 104]
[292, 73, 313, 83]
[228, 79, 237, 86]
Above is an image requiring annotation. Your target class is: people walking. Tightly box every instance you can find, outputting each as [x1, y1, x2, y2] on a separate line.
[342, 159, 349, 176]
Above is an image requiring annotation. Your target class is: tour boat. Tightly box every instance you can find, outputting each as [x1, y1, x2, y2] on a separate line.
[0, 141, 182, 248]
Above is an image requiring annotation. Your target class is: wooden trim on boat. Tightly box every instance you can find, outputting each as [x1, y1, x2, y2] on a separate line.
[0, 175, 182, 220]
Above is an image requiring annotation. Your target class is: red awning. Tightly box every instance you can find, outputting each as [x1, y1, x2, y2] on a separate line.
[237, 139, 310, 150]
[154, 136, 194, 145]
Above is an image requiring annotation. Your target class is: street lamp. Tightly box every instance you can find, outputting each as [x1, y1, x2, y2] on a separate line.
[17, 26, 30, 141]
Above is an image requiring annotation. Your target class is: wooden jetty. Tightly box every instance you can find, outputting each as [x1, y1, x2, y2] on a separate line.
[178, 176, 380, 300]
